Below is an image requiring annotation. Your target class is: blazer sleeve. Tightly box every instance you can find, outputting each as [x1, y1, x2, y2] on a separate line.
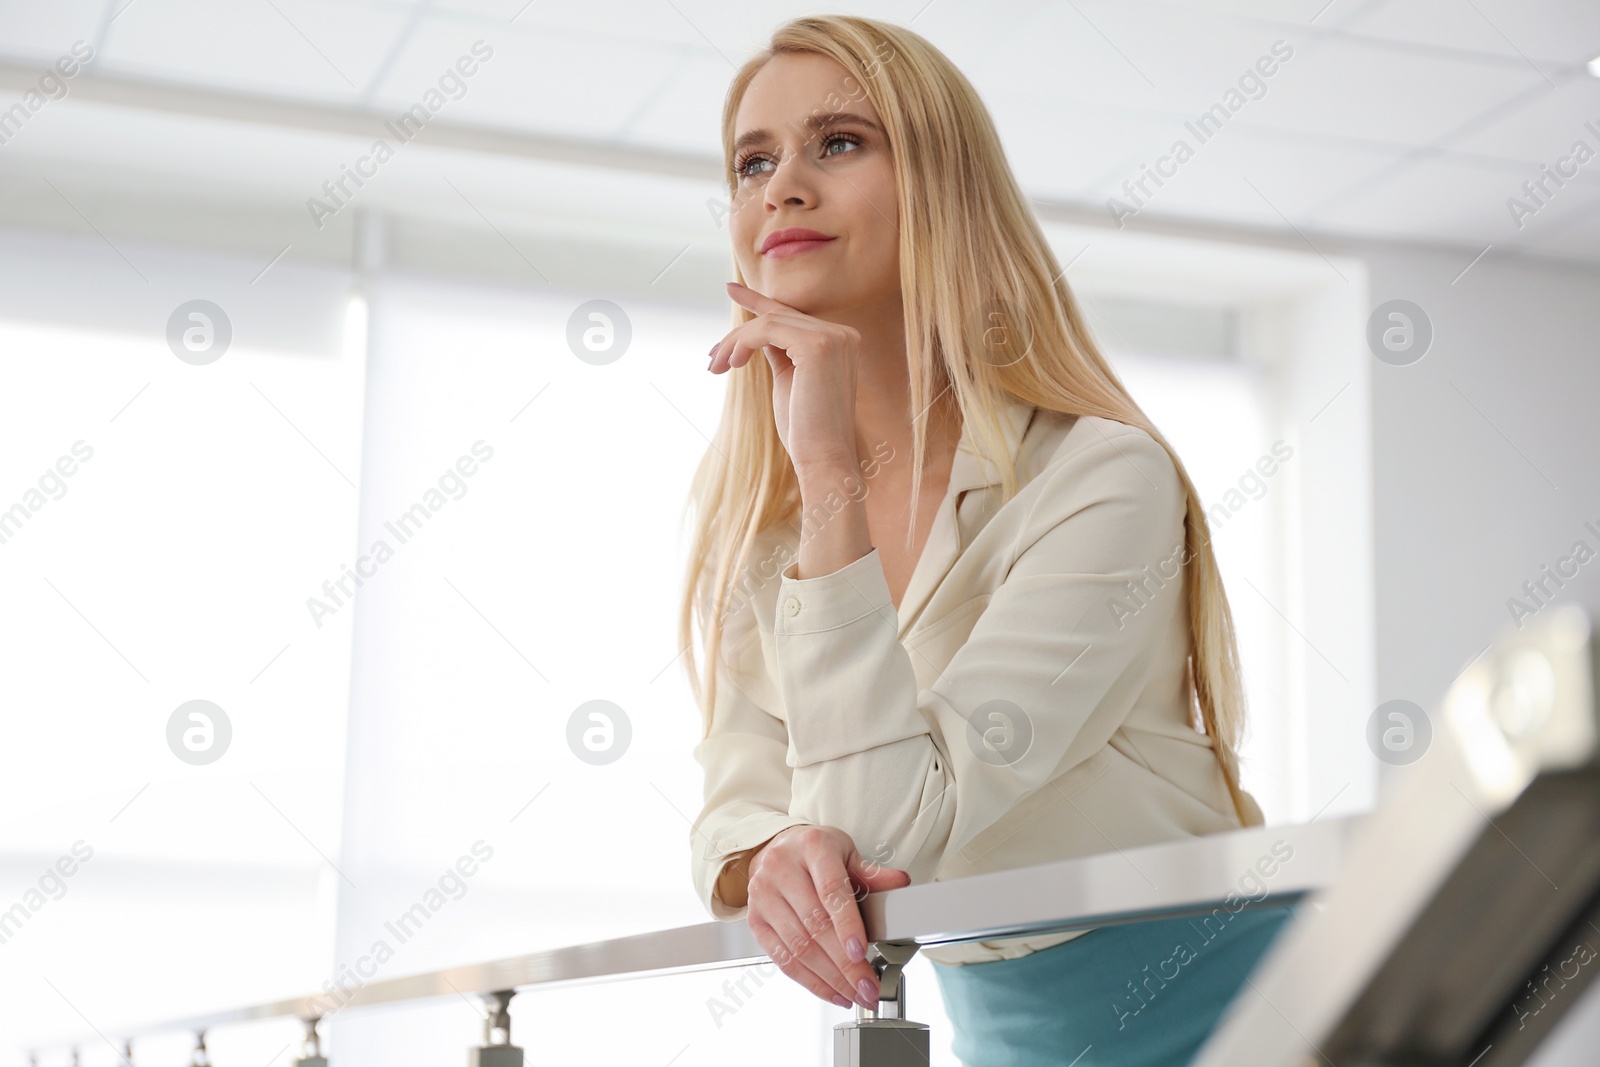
[773, 428, 1190, 887]
[689, 616, 814, 922]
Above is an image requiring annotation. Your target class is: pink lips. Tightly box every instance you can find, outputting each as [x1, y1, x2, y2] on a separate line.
[761, 227, 837, 258]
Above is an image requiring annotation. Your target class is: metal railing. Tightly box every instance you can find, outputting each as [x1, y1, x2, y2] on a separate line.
[28, 817, 1357, 1066]
[29, 605, 1600, 1067]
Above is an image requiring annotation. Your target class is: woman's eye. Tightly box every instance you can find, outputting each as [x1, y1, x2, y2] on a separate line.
[822, 133, 861, 156]
[734, 134, 862, 179]
[734, 155, 773, 178]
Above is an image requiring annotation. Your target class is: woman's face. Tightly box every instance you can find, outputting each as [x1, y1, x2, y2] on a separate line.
[728, 52, 900, 319]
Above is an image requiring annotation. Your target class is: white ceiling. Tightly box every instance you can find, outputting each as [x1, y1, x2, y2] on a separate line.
[1, 0, 1598, 266]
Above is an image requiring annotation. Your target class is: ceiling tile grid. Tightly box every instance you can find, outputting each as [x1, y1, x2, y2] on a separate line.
[0, 0, 1595, 263]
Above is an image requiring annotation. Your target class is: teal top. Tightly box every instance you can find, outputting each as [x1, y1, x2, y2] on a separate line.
[930, 903, 1298, 1066]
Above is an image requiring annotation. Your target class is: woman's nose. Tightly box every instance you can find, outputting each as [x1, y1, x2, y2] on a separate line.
[764, 157, 814, 208]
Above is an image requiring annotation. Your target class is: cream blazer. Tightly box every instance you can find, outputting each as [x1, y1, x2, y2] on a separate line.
[689, 393, 1263, 966]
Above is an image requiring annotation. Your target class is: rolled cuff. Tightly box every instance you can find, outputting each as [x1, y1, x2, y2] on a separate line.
[775, 546, 894, 634]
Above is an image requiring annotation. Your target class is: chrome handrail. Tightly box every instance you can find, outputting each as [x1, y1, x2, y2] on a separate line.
[32, 815, 1361, 1051]
[32, 610, 1599, 1065]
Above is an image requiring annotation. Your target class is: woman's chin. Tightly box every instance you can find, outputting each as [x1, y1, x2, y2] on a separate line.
[757, 276, 835, 316]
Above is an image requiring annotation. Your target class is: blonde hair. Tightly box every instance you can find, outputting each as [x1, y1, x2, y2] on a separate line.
[677, 14, 1259, 828]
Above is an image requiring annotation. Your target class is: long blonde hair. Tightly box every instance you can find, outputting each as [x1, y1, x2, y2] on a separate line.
[677, 14, 1259, 828]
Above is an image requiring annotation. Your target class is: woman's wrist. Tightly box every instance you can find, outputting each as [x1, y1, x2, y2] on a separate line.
[717, 827, 801, 910]
[793, 454, 862, 489]
[717, 848, 756, 909]
[795, 468, 873, 580]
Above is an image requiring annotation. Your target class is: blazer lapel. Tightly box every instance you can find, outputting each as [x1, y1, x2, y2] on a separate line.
[895, 394, 1036, 639]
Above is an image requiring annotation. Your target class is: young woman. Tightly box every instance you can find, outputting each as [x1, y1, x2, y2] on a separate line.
[681, 14, 1296, 1066]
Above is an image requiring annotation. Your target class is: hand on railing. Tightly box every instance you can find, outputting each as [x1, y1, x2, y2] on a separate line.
[744, 824, 911, 1011]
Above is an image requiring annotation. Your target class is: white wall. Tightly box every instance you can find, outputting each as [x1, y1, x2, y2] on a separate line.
[0, 224, 363, 1062]
[1363, 245, 1600, 746]
[1360, 242, 1600, 1064]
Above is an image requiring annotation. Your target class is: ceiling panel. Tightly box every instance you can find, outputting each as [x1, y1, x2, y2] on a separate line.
[1084, 122, 1409, 228]
[1110, 0, 1356, 23]
[366, 15, 687, 139]
[1516, 193, 1600, 259]
[0, 0, 1596, 265]
[886, 0, 1055, 83]
[98, 0, 413, 99]
[958, 2, 1218, 117]
[618, 52, 745, 152]
[460, 0, 917, 58]
[0, 0, 106, 57]
[426, 0, 718, 50]
[1444, 75, 1600, 165]
[1340, 0, 1600, 67]
[1244, 36, 1549, 145]
[1057, 3, 1328, 107]
[988, 100, 1194, 201]
[1307, 152, 1600, 251]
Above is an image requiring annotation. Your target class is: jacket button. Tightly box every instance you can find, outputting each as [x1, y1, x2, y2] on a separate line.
[783, 596, 802, 617]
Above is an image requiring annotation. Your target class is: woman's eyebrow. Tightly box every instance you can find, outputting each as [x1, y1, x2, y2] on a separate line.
[733, 112, 883, 156]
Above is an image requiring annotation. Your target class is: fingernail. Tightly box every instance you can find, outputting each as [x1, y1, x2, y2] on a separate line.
[832, 994, 852, 1009]
[857, 978, 877, 1007]
[846, 936, 865, 962]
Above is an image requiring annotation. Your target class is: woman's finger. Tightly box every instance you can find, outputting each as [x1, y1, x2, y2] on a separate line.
[808, 854, 882, 998]
[791, 880, 880, 1009]
[748, 899, 859, 1007]
[725, 280, 797, 317]
[711, 306, 850, 373]
[766, 892, 864, 1007]
[710, 313, 813, 374]
[847, 851, 913, 892]
[757, 835, 881, 1009]
[748, 911, 848, 1007]
[762, 342, 794, 380]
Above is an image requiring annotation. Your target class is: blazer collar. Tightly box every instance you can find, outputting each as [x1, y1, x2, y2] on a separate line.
[947, 391, 1038, 495]
[894, 392, 1036, 638]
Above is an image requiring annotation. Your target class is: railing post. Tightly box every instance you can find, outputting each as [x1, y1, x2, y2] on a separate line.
[467, 989, 523, 1067]
[832, 941, 929, 1066]
[120, 1038, 135, 1065]
[295, 1015, 327, 1066]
